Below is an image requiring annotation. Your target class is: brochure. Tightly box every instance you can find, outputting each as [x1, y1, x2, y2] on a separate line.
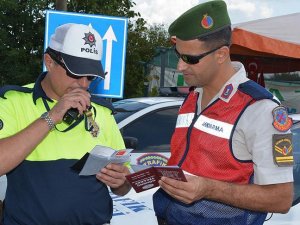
[126, 165, 187, 193]
[71, 145, 132, 176]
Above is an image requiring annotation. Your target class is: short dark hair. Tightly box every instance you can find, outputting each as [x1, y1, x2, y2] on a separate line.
[197, 26, 232, 50]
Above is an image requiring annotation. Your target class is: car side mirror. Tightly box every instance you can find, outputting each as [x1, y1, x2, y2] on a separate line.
[123, 136, 138, 149]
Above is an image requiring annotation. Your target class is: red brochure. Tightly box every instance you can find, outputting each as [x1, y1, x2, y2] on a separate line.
[126, 166, 187, 193]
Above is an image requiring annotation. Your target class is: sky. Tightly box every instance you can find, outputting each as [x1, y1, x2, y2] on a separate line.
[132, 0, 300, 26]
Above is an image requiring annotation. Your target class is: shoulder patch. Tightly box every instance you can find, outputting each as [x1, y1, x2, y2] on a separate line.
[238, 80, 273, 100]
[91, 95, 115, 113]
[0, 85, 33, 99]
[272, 106, 293, 132]
[272, 133, 293, 167]
[0, 119, 3, 130]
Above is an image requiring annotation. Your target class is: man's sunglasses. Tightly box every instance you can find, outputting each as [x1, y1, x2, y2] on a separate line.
[46, 48, 97, 81]
[174, 46, 225, 65]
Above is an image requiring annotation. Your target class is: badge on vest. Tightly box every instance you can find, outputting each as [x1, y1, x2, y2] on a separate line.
[272, 133, 293, 167]
[84, 109, 99, 137]
[272, 106, 292, 132]
[0, 119, 3, 130]
[221, 83, 233, 99]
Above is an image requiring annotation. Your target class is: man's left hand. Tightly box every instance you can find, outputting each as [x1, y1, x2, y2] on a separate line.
[96, 163, 131, 196]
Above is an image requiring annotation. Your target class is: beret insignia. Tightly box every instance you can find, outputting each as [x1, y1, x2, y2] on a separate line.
[201, 14, 214, 29]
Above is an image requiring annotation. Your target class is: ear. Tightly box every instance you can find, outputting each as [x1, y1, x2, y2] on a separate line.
[44, 54, 53, 71]
[216, 46, 230, 64]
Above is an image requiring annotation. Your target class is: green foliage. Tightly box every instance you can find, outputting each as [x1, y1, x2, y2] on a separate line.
[149, 86, 159, 97]
[125, 22, 171, 97]
[0, 0, 50, 85]
[0, 0, 171, 98]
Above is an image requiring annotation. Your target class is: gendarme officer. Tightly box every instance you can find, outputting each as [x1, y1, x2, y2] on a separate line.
[153, 1, 294, 225]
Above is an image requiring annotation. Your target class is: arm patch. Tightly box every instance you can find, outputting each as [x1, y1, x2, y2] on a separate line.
[272, 133, 293, 167]
[0, 85, 33, 99]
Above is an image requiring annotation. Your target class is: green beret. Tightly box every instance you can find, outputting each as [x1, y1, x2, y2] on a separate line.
[169, 0, 231, 40]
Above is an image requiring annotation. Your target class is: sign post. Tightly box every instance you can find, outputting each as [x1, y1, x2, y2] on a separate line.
[44, 10, 128, 98]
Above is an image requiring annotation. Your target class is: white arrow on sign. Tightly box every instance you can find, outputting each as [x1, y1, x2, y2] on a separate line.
[103, 25, 117, 90]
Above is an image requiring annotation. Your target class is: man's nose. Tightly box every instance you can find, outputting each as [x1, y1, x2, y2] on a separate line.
[177, 58, 188, 72]
[78, 76, 90, 88]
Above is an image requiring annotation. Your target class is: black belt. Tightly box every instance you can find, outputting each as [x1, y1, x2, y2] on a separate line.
[157, 217, 168, 225]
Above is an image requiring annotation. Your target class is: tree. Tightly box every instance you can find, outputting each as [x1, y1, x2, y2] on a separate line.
[0, 0, 171, 98]
[0, 0, 50, 85]
[125, 22, 171, 97]
[55, 0, 67, 11]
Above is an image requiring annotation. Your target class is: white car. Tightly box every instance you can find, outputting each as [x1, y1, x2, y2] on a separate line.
[111, 97, 183, 225]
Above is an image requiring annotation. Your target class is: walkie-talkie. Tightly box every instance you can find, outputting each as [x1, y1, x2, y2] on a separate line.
[63, 78, 102, 125]
[62, 108, 81, 125]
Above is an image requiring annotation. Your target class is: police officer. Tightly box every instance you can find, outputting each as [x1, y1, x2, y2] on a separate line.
[153, 1, 294, 225]
[0, 23, 130, 225]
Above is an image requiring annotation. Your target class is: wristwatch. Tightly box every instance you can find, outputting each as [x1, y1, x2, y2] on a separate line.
[41, 112, 55, 130]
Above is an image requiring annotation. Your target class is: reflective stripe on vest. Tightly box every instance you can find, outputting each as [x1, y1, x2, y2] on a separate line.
[177, 113, 234, 139]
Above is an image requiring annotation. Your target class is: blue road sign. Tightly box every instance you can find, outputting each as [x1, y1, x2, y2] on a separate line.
[44, 10, 128, 98]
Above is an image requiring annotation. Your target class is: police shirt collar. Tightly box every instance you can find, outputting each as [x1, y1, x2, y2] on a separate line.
[194, 62, 248, 103]
[218, 62, 248, 102]
[32, 72, 53, 104]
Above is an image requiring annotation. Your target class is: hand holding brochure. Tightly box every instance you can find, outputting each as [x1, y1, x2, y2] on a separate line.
[71, 145, 132, 176]
[126, 165, 187, 193]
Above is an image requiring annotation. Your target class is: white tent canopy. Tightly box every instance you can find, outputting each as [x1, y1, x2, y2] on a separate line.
[231, 13, 300, 73]
[233, 12, 300, 46]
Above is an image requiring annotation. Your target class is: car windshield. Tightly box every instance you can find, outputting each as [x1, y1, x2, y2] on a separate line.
[113, 100, 150, 123]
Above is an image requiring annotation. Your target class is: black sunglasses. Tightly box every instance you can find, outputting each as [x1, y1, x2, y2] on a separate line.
[174, 46, 224, 65]
[46, 48, 97, 81]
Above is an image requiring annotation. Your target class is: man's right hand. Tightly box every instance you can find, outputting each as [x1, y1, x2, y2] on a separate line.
[49, 88, 91, 124]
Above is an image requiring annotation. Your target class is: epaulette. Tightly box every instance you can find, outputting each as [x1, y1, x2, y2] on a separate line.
[91, 95, 115, 113]
[0, 85, 33, 99]
[238, 80, 278, 103]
